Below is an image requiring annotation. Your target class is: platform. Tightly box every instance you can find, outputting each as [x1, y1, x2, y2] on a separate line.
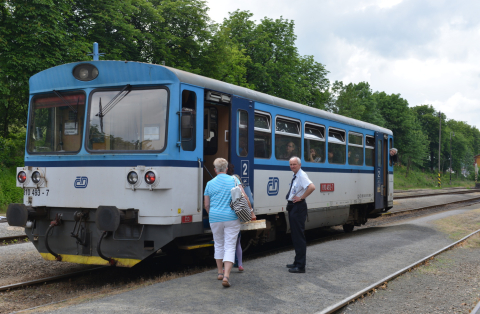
[44, 204, 480, 313]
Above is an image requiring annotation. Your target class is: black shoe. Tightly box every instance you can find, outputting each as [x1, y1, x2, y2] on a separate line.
[288, 267, 305, 273]
[286, 264, 296, 268]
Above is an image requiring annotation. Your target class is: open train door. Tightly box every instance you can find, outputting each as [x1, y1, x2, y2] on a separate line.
[230, 96, 255, 196]
[374, 132, 389, 210]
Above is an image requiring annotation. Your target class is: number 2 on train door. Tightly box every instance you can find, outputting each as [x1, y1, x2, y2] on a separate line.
[241, 160, 249, 186]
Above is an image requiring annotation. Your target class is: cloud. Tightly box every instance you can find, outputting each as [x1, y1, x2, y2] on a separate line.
[205, 0, 480, 127]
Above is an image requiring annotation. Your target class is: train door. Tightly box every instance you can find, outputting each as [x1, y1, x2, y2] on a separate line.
[230, 96, 255, 194]
[374, 132, 389, 210]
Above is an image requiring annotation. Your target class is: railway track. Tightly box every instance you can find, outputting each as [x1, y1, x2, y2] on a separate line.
[0, 234, 28, 245]
[319, 228, 480, 314]
[2, 195, 480, 295]
[394, 188, 479, 199]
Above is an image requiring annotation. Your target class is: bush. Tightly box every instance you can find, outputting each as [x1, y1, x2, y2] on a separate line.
[0, 167, 23, 212]
[0, 131, 26, 168]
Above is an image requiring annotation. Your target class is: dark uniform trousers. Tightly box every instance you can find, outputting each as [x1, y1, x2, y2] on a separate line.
[287, 200, 307, 268]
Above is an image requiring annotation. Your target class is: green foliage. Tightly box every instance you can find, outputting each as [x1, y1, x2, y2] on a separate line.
[220, 10, 330, 108]
[394, 165, 474, 190]
[0, 167, 23, 212]
[0, 130, 25, 168]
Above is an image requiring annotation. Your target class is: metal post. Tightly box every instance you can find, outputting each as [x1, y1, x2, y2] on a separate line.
[438, 112, 441, 187]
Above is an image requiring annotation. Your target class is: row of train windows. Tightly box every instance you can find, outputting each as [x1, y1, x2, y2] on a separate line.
[239, 110, 378, 166]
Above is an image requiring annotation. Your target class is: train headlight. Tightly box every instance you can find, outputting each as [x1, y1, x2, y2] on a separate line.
[145, 171, 156, 185]
[17, 171, 27, 183]
[31, 171, 41, 184]
[127, 171, 138, 184]
[72, 63, 99, 81]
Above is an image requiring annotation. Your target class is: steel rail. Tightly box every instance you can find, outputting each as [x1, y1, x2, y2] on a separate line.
[385, 195, 480, 216]
[316, 228, 480, 314]
[0, 235, 28, 244]
[0, 266, 106, 292]
[394, 189, 479, 200]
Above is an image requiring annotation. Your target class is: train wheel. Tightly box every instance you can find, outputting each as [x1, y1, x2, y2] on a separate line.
[342, 224, 354, 233]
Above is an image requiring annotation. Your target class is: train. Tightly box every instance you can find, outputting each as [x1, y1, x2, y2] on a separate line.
[7, 45, 394, 267]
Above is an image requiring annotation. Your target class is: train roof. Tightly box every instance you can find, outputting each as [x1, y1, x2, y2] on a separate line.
[165, 66, 393, 135]
[30, 60, 392, 135]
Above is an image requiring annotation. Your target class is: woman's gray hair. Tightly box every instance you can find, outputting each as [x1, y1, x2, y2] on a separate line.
[213, 158, 228, 172]
[390, 148, 398, 154]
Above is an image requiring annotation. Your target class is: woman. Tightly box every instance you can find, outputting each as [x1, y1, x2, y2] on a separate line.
[226, 163, 254, 272]
[204, 158, 255, 287]
[309, 148, 322, 163]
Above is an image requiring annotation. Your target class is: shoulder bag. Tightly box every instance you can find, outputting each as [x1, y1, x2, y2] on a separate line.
[230, 178, 252, 222]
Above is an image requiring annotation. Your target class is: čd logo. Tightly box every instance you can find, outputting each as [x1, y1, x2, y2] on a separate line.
[74, 176, 88, 188]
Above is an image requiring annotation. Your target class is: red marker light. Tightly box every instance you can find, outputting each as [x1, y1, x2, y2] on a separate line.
[17, 171, 27, 183]
[145, 171, 156, 184]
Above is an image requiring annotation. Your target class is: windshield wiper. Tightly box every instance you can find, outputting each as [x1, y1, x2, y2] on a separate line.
[53, 90, 78, 113]
[95, 84, 131, 118]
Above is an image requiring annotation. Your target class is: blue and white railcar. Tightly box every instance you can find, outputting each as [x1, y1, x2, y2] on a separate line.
[7, 55, 394, 267]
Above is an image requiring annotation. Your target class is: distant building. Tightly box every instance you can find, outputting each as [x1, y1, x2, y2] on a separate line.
[475, 154, 480, 168]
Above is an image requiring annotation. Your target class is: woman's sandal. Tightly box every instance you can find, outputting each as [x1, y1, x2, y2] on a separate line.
[217, 273, 224, 280]
[222, 276, 231, 287]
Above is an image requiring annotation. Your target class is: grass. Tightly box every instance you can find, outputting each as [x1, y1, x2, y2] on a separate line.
[393, 165, 475, 190]
[433, 207, 480, 244]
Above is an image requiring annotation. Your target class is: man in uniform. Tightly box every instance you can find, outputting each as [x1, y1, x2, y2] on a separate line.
[285, 156, 316, 273]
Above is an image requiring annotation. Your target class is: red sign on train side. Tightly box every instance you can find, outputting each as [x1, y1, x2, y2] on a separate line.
[320, 183, 334, 192]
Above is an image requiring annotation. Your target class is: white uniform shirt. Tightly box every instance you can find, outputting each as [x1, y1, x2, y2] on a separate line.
[287, 168, 313, 201]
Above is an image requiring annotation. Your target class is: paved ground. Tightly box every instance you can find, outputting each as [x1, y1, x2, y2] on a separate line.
[43, 207, 477, 314]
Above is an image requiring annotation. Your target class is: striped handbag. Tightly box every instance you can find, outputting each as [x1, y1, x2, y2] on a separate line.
[230, 178, 252, 222]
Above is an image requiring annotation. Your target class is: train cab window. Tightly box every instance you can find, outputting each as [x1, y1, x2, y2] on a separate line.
[327, 128, 346, 164]
[365, 136, 375, 166]
[275, 117, 301, 160]
[87, 88, 168, 152]
[203, 107, 218, 155]
[348, 132, 364, 166]
[304, 123, 325, 163]
[237, 110, 248, 157]
[181, 90, 196, 151]
[28, 91, 86, 153]
[254, 112, 271, 158]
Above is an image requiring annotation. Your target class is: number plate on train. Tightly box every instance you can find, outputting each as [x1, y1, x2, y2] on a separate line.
[24, 189, 49, 196]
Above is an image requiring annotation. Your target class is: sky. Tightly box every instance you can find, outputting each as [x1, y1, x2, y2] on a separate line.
[205, 0, 480, 128]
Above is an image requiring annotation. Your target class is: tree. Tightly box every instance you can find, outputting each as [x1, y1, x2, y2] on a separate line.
[402, 114, 429, 176]
[328, 81, 385, 126]
[374, 92, 411, 154]
[0, 0, 90, 137]
[221, 10, 330, 107]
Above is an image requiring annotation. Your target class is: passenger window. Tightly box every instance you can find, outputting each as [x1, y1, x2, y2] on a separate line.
[304, 123, 325, 163]
[348, 132, 363, 166]
[275, 118, 301, 160]
[327, 128, 346, 164]
[203, 107, 218, 155]
[181, 90, 196, 151]
[254, 112, 271, 159]
[365, 136, 374, 166]
[237, 110, 248, 157]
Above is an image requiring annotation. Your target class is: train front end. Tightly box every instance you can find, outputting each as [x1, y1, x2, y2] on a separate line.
[7, 61, 204, 267]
